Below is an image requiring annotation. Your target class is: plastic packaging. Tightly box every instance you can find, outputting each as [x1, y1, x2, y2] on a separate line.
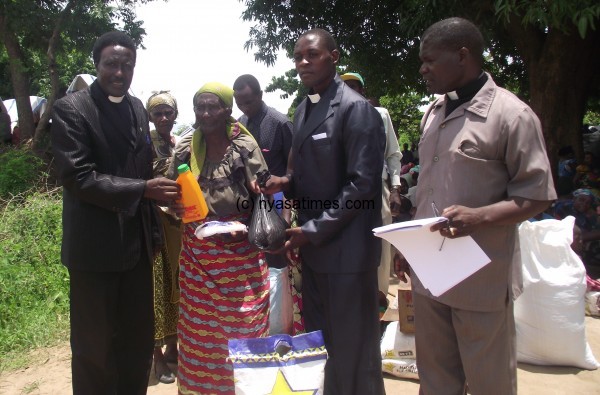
[194, 221, 247, 239]
[176, 163, 208, 223]
[247, 170, 288, 251]
[248, 192, 288, 251]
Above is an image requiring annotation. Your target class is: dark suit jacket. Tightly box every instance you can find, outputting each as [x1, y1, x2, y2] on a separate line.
[288, 75, 385, 273]
[51, 84, 155, 272]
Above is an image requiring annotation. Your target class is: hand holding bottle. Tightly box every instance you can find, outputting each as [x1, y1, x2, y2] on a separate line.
[144, 177, 180, 202]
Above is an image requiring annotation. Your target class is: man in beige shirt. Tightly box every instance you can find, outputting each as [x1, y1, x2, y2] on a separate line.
[396, 17, 556, 394]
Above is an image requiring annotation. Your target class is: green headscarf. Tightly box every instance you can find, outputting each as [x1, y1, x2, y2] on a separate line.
[189, 82, 253, 177]
[193, 82, 234, 109]
[146, 90, 178, 113]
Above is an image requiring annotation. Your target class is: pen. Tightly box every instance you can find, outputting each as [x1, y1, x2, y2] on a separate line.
[431, 201, 449, 251]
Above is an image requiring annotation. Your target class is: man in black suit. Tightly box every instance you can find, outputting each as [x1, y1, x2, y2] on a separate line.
[51, 31, 180, 395]
[264, 28, 386, 394]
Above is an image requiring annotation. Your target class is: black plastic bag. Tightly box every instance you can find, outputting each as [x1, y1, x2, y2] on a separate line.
[248, 170, 288, 251]
[248, 192, 288, 251]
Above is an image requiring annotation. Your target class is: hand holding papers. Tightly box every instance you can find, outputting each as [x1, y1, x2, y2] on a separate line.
[373, 218, 490, 297]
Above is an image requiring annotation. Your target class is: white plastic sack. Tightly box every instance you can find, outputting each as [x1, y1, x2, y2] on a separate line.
[268, 266, 293, 335]
[380, 321, 419, 379]
[382, 358, 419, 380]
[515, 216, 599, 369]
[586, 291, 600, 317]
[380, 321, 417, 359]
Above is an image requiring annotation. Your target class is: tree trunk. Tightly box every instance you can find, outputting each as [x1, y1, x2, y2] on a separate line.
[0, 13, 35, 143]
[32, 54, 55, 149]
[504, 15, 600, 185]
[528, 28, 600, 182]
[33, 0, 76, 152]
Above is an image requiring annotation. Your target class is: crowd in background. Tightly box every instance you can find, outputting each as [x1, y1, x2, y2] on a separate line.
[541, 140, 600, 271]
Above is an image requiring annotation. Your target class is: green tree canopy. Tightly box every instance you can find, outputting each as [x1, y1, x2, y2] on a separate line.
[380, 92, 429, 146]
[241, 0, 600, 173]
[0, 0, 153, 148]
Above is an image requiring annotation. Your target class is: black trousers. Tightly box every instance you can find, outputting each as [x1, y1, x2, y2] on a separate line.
[69, 256, 154, 395]
[302, 264, 386, 395]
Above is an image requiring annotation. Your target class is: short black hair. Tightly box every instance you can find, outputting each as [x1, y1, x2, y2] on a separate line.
[299, 28, 338, 52]
[233, 74, 261, 95]
[422, 17, 484, 66]
[92, 31, 136, 66]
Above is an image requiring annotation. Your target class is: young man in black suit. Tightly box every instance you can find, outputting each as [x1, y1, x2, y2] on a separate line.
[264, 28, 386, 395]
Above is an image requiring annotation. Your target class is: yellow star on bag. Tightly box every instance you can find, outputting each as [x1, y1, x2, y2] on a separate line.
[268, 369, 317, 394]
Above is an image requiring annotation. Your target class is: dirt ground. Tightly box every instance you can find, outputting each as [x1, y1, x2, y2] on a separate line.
[2, 317, 600, 395]
[2, 278, 600, 395]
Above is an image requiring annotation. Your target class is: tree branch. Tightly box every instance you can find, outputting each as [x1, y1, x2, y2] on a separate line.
[34, 0, 77, 150]
[501, 11, 546, 76]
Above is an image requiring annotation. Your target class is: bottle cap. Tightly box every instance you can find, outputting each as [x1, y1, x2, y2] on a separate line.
[177, 163, 190, 174]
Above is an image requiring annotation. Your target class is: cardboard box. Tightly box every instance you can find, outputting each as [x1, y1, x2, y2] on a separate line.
[398, 289, 415, 333]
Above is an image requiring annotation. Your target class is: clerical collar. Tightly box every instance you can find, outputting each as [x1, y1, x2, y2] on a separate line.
[446, 72, 487, 101]
[447, 91, 459, 100]
[108, 95, 125, 103]
[308, 93, 321, 103]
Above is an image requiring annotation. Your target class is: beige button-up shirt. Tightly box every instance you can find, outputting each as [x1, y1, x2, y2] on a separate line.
[413, 74, 556, 311]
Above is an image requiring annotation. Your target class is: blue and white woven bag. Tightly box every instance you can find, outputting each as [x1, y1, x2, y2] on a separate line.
[228, 330, 327, 394]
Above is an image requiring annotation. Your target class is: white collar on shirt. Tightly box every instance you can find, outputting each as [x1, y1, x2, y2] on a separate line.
[307, 93, 321, 103]
[108, 95, 124, 103]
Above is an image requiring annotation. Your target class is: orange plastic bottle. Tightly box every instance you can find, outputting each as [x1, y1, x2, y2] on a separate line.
[176, 163, 209, 223]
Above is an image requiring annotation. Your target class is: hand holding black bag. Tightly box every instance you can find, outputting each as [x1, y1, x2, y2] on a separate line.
[248, 170, 288, 251]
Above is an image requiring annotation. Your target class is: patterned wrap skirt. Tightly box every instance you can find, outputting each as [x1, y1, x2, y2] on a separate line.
[153, 208, 181, 346]
[177, 214, 269, 395]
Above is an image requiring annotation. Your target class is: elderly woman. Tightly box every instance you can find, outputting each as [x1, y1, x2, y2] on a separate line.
[146, 91, 182, 384]
[168, 82, 269, 394]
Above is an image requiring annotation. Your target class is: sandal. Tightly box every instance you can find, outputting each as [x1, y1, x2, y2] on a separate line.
[155, 358, 176, 384]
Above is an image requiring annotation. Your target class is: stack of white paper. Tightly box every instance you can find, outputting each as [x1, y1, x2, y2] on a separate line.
[373, 217, 490, 296]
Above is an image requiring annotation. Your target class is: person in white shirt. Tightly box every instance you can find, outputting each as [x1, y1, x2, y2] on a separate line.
[341, 72, 403, 307]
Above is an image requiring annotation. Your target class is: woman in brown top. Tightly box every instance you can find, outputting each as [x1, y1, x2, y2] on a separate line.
[167, 82, 269, 395]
